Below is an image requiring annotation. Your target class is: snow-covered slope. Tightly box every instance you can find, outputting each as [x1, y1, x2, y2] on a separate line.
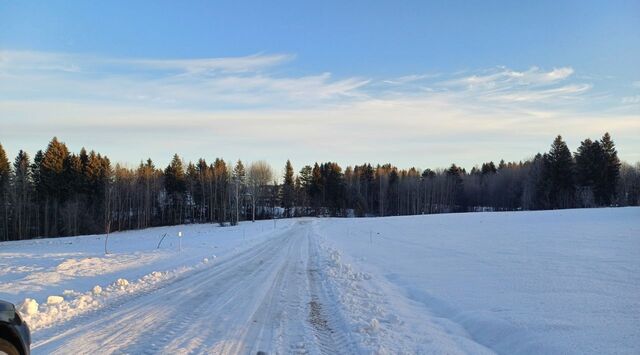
[1, 208, 638, 354]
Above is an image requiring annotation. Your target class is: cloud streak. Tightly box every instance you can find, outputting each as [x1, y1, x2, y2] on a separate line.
[0, 50, 638, 168]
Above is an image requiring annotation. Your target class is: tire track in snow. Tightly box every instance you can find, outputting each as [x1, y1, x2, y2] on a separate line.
[31, 220, 364, 354]
[31, 225, 296, 354]
[306, 231, 360, 355]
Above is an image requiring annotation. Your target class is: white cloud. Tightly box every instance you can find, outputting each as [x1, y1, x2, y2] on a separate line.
[119, 53, 294, 74]
[443, 66, 574, 89]
[1, 50, 638, 168]
[621, 95, 640, 104]
[0, 50, 293, 74]
[0, 50, 367, 108]
[382, 73, 440, 85]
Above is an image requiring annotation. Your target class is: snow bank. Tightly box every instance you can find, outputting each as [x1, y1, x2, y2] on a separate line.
[18, 260, 211, 331]
[317, 239, 492, 354]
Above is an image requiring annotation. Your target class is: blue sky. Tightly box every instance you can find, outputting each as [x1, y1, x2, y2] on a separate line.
[1, 0, 639, 171]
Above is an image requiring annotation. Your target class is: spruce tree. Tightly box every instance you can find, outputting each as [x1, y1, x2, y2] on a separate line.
[600, 132, 620, 205]
[0, 143, 10, 241]
[481, 162, 497, 175]
[41, 137, 70, 236]
[165, 154, 186, 194]
[13, 150, 33, 239]
[213, 158, 229, 224]
[164, 154, 186, 224]
[310, 163, 323, 213]
[230, 160, 246, 224]
[446, 164, 465, 211]
[574, 138, 606, 206]
[282, 160, 295, 217]
[545, 135, 575, 208]
[233, 160, 246, 183]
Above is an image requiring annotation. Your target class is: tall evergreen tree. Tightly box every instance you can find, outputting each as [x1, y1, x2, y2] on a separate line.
[574, 138, 605, 206]
[600, 132, 620, 205]
[12, 150, 33, 239]
[310, 163, 323, 214]
[321, 162, 345, 215]
[233, 160, 246, 183]
[213, 158, 229, 225]
[231, 160, 246, 224]
[282, 160, 295, 217]
[40, 137, 70, 236]
[164, 154, 186, 224]
[446, 164, 465, 211]
[545, 135, 575, 208]
[0, 143, 10, 241]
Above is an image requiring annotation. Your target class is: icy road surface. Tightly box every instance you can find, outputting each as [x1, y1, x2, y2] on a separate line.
[1, 208, 639, 354]
[29, 221, 363, 354]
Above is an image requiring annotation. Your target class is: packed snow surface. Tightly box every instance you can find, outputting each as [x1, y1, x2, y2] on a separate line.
[0, 208, 638, 354]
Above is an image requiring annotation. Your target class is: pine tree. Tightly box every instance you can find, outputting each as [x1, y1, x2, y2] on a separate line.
[600, 132, 620, 205]
[282, 160, 295, 217]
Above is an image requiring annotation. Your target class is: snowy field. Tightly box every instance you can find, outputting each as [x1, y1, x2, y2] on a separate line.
[0, 208, 638, 354]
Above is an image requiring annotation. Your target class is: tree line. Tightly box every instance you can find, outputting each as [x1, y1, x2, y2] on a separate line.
[0, 133, 638, 241]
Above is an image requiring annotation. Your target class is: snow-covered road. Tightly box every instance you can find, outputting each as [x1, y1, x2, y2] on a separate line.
[31, 221, 359, 354]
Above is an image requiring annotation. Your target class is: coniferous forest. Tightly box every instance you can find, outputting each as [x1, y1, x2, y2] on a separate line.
[0, 133, 638, 241]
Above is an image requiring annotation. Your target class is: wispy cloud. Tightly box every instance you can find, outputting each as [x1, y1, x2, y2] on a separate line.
[0, 50, 638, 168]
[621, 95, 640, 104]
[0, 50, 293, 74]
[443, 66, 574, 89]
[382, 73, 440, 85]
[0, 50, 369, 108]
[121, 53, 294, 74]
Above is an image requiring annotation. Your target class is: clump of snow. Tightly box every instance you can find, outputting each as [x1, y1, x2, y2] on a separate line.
[202, 258, 209, 264]
[115, 278, 129, 289]
[77, 294, 95, 307]
[19, 298, 39, 316]
[139, 271, 164, 284]
[318, 243, 393, 351]
[17, 265, 201, 331]
[46, 295, 64, 305]
[369, 318, 380, 333]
